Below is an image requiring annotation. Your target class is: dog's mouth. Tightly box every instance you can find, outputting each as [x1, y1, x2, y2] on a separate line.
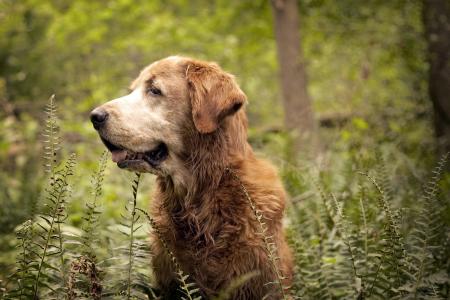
[100, 136, 168, 170]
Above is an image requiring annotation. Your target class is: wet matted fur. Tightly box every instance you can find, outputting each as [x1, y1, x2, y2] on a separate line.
[91, 56, 293, 299]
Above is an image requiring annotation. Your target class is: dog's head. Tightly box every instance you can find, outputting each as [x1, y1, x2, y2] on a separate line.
[90, 56, 247, 181]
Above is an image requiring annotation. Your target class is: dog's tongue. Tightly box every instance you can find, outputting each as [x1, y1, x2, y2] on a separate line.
[111, 150, 127, 163]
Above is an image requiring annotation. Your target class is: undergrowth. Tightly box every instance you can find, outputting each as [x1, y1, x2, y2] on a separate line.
[286, 152, 450, 300]
[1, 97, 449, 299]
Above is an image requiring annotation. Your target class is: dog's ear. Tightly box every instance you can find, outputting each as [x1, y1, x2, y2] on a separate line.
[186, 61, 246, 134]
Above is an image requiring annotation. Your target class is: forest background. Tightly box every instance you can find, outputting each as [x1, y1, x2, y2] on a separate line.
[1, 0, 449, 299]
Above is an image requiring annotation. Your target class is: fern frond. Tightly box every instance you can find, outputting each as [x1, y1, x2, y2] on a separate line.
[212, 271, 259, 300]
[4, 220, 37, 299]
[291, 182, 335, 299]
[362, 173, 403, 246]
[227, 168, 287, 299]
[286, 237, 306, 299]
[102, 173, 156, 299]
[358, 185, 369, 277]
[42, 94, 61, 175]
[361, 172, 406, 294]
[124, 172, 141, 300]
[81, 151, 108, 259]
[315, 182, 361, 299]
[32, 153, 77, 298]
[137, 207, 202, 300]
[63, 152, 109, 299]
[330, 194, 364, 298]
[401, 153, 449, 299]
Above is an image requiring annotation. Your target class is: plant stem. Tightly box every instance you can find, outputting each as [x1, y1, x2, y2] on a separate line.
[126, 173, 140, 299]
[33, 175, 67, 297]
[227, 168, 287, 299]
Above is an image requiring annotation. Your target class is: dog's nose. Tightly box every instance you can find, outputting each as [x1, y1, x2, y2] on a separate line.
[90, 109, 108, 130]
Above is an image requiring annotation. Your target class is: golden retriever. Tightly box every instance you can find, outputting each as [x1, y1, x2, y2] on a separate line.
[90, 56, 293, 299]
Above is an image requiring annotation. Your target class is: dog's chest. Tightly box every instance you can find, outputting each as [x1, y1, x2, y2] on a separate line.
[159, 197, 250, 256]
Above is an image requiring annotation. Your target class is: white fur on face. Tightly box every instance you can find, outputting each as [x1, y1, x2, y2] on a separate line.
[93, 61, 192, 189]
[98, 85, 182, 155]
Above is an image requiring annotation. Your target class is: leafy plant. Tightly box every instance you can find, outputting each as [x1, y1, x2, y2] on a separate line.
[137, 208, 202, 300]
[32, 153, 76, 298]
[2, 97, 450, 300]
[227, 167, 288, 299]
[286, 152, 449, 300]
[66, 151, 108, 299]
[102, 173, 156, 300]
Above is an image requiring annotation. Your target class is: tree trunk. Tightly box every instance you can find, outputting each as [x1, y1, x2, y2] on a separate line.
[422, 0, 450, 160]
[270, 0, 317, 155]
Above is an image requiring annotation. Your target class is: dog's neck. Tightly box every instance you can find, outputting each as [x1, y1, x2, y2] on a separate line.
[160, 112, 250, 206]
[156, 114, 251, 245]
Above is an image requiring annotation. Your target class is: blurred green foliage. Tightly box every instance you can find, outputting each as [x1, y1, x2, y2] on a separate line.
[0, 0, 447, 298]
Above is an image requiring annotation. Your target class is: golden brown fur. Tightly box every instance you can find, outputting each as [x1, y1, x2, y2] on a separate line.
[92, 56, 293, 299]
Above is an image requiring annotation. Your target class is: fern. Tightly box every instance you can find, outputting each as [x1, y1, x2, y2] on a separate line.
[4, 95, 450, 300]
[33, 153, 76, 298]
[81, 151, 108, 258]
[3, 95, 71, 300]
[315, 183, 359, 299]
[136, 208, 202, 300]
[362, 173, 403, 248]
[42, 94, 61, 175]
[227, 168, 287, 299]
[400, 153, 449, 299]
[293, 238, 333, 300]
[7, 220, 36, 299]
[212, 271, 259, 300]
[66, 152, 108, 299]
[102, 173, 156, 300]
[361, 172, 406, 296]
[330, 193, 363, 298]
[4, 154, 78, 299]
[125, 173, 141, 299]
[287, 238, 307, 299]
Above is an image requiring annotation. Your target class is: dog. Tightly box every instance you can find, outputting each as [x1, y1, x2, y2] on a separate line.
[90, 56, 293, 299]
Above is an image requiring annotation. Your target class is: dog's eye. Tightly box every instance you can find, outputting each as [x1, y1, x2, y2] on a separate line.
[147, 86, 162, 96]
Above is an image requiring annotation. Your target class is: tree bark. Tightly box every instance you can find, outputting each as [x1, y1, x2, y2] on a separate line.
[270, 0, 317, 154]
[422, 0, 450, 159]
